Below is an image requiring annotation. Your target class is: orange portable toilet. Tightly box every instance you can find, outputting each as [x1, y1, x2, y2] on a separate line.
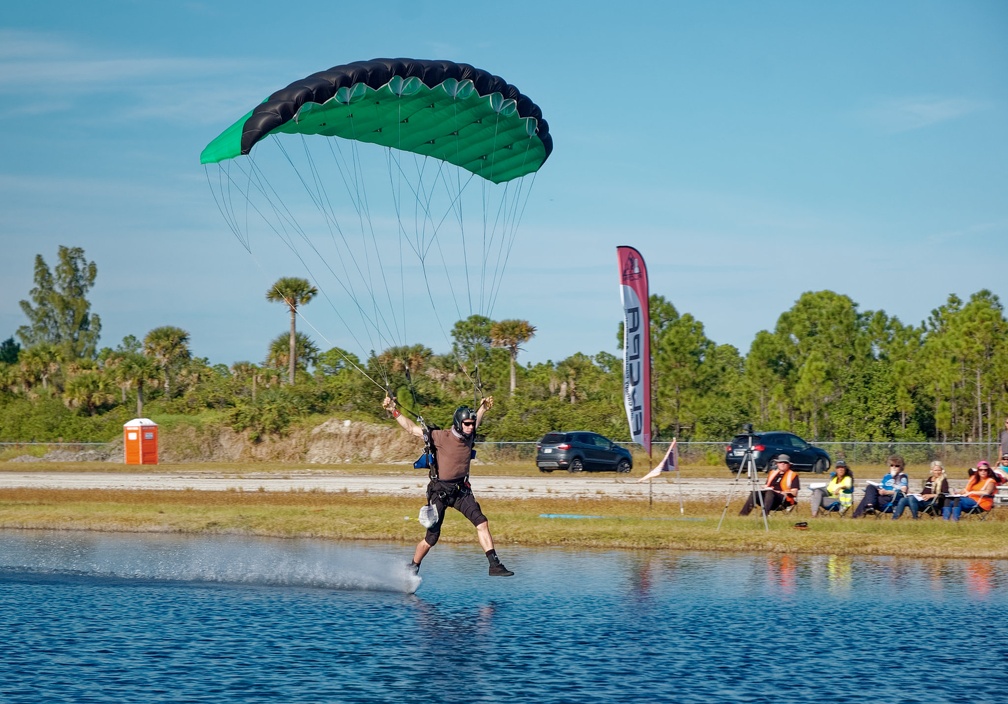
[124, 418, 159, 465]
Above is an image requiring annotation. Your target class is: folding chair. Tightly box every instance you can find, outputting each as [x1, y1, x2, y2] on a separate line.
[865, 492, 900, 518]
[821, 499, 851, 518]
[919, 498, 944, 519]
[961, 502, 995, 521]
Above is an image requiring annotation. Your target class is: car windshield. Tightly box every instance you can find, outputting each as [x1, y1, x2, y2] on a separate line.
[541, 433, 567, 444]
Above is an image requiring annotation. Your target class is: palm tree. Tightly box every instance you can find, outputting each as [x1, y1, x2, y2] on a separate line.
[266, 277, 318, 384]
[266, 332, 319, 379]
[105, 350, 158, 416]
[490, 319, 536, 395]
[143, 326, 191, 397]
[18, 343, 61, 395]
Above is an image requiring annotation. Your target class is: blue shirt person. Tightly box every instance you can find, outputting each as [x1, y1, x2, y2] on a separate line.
[852, 454, 909, 518]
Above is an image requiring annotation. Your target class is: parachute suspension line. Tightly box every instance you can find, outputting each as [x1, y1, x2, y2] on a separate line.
[205, 164, 247, 249]
[486, 135, 540, 316]
[245, 138, 401, 389]
[319, 138, 406, 367]
[205, 161, 388, 393]
[481, 111, 510, 316]
[261, 142, 382, 336]
[387, 147, 491, 404]
[485, 172, 536, 316]
[280, 131, 406, 389]
[343, 114, 408, 374]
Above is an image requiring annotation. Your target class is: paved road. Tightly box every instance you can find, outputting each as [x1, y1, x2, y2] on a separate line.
[0, 470, 744, 501]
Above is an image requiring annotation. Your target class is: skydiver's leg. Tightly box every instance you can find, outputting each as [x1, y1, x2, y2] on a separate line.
[412, 496, 447, 567]
[413, 538, 434, 566]
[457, 493, 513, 576]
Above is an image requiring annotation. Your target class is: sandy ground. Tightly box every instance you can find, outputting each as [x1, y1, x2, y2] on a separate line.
[0, 470, 744, 502]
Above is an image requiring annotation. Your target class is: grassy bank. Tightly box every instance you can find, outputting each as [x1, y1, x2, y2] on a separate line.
[1, 486, 1005, 560]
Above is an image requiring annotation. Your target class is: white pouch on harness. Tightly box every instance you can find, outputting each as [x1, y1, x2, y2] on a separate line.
[418, 503, 439, 528]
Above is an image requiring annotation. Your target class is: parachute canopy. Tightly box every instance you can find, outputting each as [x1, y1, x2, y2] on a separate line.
[200, 58, 553, 184]
[201, 58, 551, 398]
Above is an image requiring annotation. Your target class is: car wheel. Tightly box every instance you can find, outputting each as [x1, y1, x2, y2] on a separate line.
[813, 458, 828, 474]
[616, 459, 631, 473]
[568, 458, 584, 473]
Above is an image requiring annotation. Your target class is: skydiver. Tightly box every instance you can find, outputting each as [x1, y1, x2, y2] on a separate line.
[383, 394, 514, 577]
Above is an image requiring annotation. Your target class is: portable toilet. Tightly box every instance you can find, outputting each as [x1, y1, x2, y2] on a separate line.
[124, 418, 159, 465]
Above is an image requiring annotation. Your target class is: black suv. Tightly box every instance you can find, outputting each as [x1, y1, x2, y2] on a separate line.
[536, 431, 633, 473]
[724, 431, 831, 473]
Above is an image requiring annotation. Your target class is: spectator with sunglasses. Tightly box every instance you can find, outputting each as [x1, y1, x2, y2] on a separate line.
[943, 462, 999, 520]
[852, 454, 908, 517]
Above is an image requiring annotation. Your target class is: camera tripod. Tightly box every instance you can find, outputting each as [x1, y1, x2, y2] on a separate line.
[717, 433, 770, 532]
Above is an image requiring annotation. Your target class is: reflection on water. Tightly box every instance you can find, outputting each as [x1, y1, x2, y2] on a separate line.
[1, 530, 1007, 704]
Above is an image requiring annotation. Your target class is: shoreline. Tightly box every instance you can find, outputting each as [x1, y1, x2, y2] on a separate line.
[2, 469, 1006, 560]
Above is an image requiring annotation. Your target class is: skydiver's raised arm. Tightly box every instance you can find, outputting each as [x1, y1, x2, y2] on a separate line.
[476, 396, 494, 428]
[383, 396, 424, 439]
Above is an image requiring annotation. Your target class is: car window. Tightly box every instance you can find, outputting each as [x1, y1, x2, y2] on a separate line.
[542, 433, 567, 444]
[593, 435, 609, 448]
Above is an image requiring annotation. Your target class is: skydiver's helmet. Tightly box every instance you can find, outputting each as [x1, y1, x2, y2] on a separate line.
[453, 406, 477, 434]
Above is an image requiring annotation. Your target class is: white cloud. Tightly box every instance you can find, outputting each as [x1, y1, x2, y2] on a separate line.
[860, 96, 985, 133]
[0, 28, 279, 125]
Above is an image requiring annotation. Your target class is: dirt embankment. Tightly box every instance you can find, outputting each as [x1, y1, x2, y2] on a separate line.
[9, 419, 419, 464]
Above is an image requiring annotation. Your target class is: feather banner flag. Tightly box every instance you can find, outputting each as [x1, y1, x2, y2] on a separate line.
[617, 246, 651, 455]
[637, 439, 677, 483]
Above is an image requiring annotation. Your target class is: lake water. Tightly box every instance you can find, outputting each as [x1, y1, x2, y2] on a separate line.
[1, 530, 1006, 703]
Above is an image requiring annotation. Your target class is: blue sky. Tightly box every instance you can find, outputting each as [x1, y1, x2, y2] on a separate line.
[1, 1, 1006, 370]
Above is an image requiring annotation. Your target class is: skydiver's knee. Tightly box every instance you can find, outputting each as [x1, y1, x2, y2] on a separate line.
[425, 531, 440, 547]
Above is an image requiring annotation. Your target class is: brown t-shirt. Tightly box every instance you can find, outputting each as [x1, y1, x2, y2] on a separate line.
[431, 428, 474, 481]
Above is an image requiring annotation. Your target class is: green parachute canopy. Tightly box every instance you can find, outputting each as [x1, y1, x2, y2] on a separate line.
[200, 58, 552, 184]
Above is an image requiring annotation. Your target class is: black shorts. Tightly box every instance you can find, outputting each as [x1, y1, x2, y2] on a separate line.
[425, 479, 487, 538]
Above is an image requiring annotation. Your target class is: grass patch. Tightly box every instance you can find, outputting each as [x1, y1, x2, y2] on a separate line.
[1, 488, 1004, 559]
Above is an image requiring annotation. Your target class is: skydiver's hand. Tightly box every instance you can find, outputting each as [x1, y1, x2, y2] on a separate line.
[382, 396, 396, 412]
[481, 396, 494, 410]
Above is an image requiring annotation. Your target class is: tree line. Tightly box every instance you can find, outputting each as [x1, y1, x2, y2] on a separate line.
[2, 245, 1007, 446]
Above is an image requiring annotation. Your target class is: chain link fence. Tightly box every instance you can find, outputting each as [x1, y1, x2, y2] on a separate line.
[3, 440, 1005, 469]
[475, 440, 1006, 469]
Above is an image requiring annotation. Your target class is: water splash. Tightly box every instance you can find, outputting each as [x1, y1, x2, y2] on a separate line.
[1, 531, 422, 594]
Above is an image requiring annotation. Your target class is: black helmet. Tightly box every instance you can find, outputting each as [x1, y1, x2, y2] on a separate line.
[453, 406, 477, 434]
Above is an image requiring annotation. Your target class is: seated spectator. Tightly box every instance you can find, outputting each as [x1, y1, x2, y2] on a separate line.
[809, 460, 854, 517]
[739, 454, 800, 516]
[852, 454, 909, 518]
[892, 460, 948, 520]
[943, 463, 998, 520]
[993, 454, 1008, 485]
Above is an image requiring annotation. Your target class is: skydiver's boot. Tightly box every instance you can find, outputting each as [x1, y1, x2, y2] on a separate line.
[408, 561, 420, 576]
[486, 550, 514, 577]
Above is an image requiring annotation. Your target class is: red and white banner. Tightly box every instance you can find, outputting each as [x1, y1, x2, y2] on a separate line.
[617, 246, 651, 455]
[637, 439, 677, 482]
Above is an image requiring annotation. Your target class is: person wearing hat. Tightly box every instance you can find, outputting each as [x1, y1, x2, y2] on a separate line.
[943, 462, 998, 520]
[809, 460, 854, 517]
[995, 453, 1008, 484]
[852, 454, 909, 518]
[739, 455, 800, 516]
[892, 460, 948, 520]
